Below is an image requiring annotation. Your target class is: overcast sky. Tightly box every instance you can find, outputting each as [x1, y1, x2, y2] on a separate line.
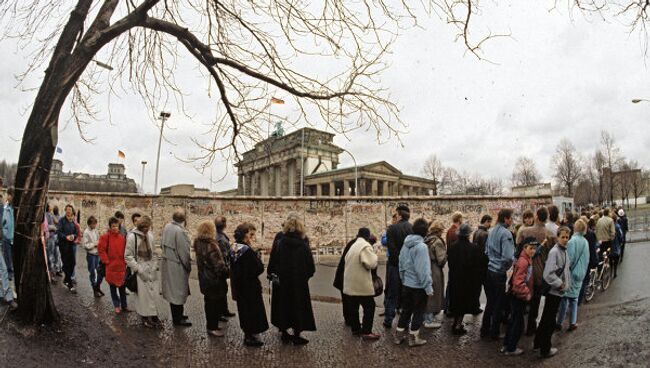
[1, 1, 649, 193]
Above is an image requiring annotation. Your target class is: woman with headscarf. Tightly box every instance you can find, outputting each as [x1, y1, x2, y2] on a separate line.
[423, 220, 447, 329]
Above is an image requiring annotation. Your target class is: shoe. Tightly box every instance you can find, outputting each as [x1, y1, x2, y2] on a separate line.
[98, 289, 105, 296]
[383, 321, 393, 329]
[472, 308, 484, 315]
[281, 331, 293, 343]
[8, 301, 18, 311]
[362, 333, 381, 341]
[407, 331, 427, 347]
[504, 348, 524, 356]
[393, 328, 407, 345]
[568, 324, 578, 331]
[207, 329, 225, 337]
[219, 316, 229, 322]
[554, 324, 562, 331]
[244, 336, 264, 347]
[424, 321, 442, 329]
[93, 289, 103, 298]
[541, 347, 558, 358]
[224, 311, 236, 317]
[143, 318, 156, 328]
[181, 315, 189, 320]
[173, 320, 192, 327]
[151, 316, 163, 326]
[292, 336, 309, 345]
[114, 307, 121, 314]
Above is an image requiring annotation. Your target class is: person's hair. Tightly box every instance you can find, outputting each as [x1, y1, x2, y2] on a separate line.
[412, 218, 429, 237]
[557, 226, 571, 237]
[603, 208, 610, 217]
[588, 217, 596, 229]
[522, 209, 534, 221]
[234, 222, 256, 243]
[108, 217, 120, 227]
[368, 235, 377, 244]
[565, 211, 576, 224]
[356, 227, 371, 241]
[574, 219, 587, 233]
[451, 211, 463, 223]
[46, 203, 51, 212]
[396, 205, 410, 221]
[480, 214, 493, 225]
[137, 215, 152, 230]
[214, 216, 227, 233]
[172, 208, 186, 223]
[65, 204, 75, 215]
[548, 205, 559, 222]
[283, 217, 305, 236]
[196, 220, 217, 240]
[6, 187, 14, 196]
[131, 212, 141, 223]
[87, 216, 97, 226]
[428, 220, 445, 235]
[611, 212, 618, 221]
[536, 206, 549, 223]
[521, 236, 539, 248]
[497, 208, 513, 223]
[114, 211, 124, 219]
[53, 206, 59, 216]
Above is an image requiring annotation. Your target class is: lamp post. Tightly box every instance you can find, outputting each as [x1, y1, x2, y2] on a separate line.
[341, 148, 358, 196]
[140, 161, 147, 194]
[154, 111, 171, 194]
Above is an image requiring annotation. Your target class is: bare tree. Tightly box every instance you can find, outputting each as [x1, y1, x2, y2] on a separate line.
[600, 130, 623, 205]
[628, 161, 646, 208]
[421, 154, 444, 195]
[511, 156, 541, 187]
[591, 150, 607, 205]
[551, 138, 583, 196]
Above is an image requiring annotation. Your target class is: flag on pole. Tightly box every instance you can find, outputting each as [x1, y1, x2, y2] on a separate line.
[56, 147, 63, 154]
[271, 97, 285, 105]
[117, 150, 126, 159]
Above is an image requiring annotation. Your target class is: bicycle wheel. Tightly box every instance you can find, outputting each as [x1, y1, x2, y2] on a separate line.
[602, 266, 612, 291]
[584, 271, 596, 302]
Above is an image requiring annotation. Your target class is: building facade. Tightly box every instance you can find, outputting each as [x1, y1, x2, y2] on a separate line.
[49, 159, 138, 193]
[235, 128, 435, 197]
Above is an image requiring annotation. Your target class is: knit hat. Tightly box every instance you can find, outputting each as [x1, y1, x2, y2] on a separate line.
[456, 223, 472, 238]
[357, 227, 371, 241]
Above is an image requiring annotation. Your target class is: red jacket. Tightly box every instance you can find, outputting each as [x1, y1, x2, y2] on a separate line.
[98, 230, 127, 287]
[511, 251, 534, 301]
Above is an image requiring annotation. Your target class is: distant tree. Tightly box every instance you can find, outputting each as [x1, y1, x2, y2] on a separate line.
[591, 150, 607, 205]
[421, 154, 444, 195]
[631, 170, 649, 209]
[0, 160, 18, 186]
[551, 138, 582, 196]
[511, 156, 541, 187]
[600, 130, 623, 205]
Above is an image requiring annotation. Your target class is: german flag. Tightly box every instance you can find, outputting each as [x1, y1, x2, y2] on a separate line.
[271, 97, 285, 105]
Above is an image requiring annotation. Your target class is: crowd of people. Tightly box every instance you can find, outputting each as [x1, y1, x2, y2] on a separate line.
[0, 191, 629, 356]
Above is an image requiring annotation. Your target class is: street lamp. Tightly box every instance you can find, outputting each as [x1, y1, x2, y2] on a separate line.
[341, 148, 358, 197]
[632, 98, 650, 104]
[154, 111, 171, 194]
[140, 161, 147, 194]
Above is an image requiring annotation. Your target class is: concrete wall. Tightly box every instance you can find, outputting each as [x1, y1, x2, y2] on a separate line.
[45, 191, 552, 250]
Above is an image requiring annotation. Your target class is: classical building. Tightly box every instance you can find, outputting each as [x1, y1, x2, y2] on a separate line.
[49, 159, 138, 193]
[160, 184, 211, 196]
[235, 127, 435, 197]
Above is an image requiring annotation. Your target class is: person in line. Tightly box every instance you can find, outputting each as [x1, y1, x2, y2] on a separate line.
[214, 216, 236, 319]
[51, 206, 63, 276]
[443, 211, 463, 316]
[125, 215, 161, 328]
[82, 216, 104, 297]
[617, 209, 628, 262]
[534, 226, 571, 358]
[2, 187, 14, 280]
[546, 205, 560, 238]
[268, 217, 316, 345]
[472, 214, 493, 316]
[115, 211, 128, 237]
[502, 238, 537, 356]
[45, 204, 60, 281]
[0, 192, 16, 311]
[194, 220, 229, 337]
[57, 204, 81, 293]
[161, 208, 193, 327]
[393, 218, 432, 348]
[384, 204, 412, 328]
[480, 208, 515, 340]
[341, 227, 380, 340]
[423, 220, 447, 329]
[447, 224, 484, 335]
[610, 212, 623, 278]
[556, 219, 589, 331]
[579, 217, 600, 305]
[230, 222, 268, 347]
[98, 217, 129, 313]
[130, 213, 141, 232]
[515, 209, 535, 251]
[334, 227, 370, 327]
[517, 206, 553, 336]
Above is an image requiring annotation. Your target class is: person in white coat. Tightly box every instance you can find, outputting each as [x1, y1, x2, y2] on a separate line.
[160, 208, 192, 326]
[125, 215, 161, 328]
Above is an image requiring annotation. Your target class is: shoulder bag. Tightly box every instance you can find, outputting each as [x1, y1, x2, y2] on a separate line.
[125, 233, 139, 293]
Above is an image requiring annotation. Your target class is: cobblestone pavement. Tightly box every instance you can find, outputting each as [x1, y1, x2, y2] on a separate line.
[6, 242, 650, 368]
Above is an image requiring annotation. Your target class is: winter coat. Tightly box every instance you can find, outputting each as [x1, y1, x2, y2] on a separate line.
[424, 234, 446, 314]
[268, 232, 316, 332]
[333, 237, 357, 292]
[618, 216, 629, 234]
[82, 228, 100, 255]
[446, 223, 460, 249]
[596, 216, 615, 242]
[447, 237, 484, 315]
[386, 220, 413, 267]
[485, 223, 515, 275]
[97, 230, 127, 286]
[611, 223, 623, 256]
[216, 232, 232, 270]
[343, 237, 378, 296]
[399, 234, 433, 294]
[510, 251, 533, 301]
[565, 233, 589, 298]
[194, 237, 228, 299]
[230, 243, 269, 334]
[57, 216, 81, 250]
[543, 244, 571, 297]
[585, 229, 599, 269]
[125, 230, 159, 317]
[160, 221, 192, 305]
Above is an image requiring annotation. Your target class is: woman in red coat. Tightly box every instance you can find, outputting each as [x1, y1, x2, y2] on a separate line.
[98, 217, 128, 314]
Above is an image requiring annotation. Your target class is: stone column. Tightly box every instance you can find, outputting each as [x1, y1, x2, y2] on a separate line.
[371, 179, 378, 196]
[343, 180, 350, 196]
[382, 181, 389, 197]
[316, 183, 323, 197]
[329, 181, 336, 196]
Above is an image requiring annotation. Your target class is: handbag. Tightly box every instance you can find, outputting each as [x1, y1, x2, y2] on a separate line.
[371, 268, 383, 297]
[125, 233, 139, 293]
[97, 234, 109, 278]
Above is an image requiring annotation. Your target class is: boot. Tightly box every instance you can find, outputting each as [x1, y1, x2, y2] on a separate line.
[408, 330, 427, 347]
[393, 328, 407, 345]
[92, 285, 102, 298]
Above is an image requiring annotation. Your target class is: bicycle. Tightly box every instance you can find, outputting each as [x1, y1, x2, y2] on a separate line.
[584, 249, 612, 303]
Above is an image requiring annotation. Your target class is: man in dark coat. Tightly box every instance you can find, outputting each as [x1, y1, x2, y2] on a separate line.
[214, 216, 236, 318]
[471, 214, 492, 315]
[384, 204, 412, 328]
[334, 228, 372, 327]
[447, 224, 484, 334]
[267, 219, 316, 345]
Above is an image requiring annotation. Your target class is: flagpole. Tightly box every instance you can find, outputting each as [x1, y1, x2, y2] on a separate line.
[154, 111, 170, 194]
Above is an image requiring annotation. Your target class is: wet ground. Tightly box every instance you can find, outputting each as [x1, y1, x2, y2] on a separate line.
[1, 242, 649, 367]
